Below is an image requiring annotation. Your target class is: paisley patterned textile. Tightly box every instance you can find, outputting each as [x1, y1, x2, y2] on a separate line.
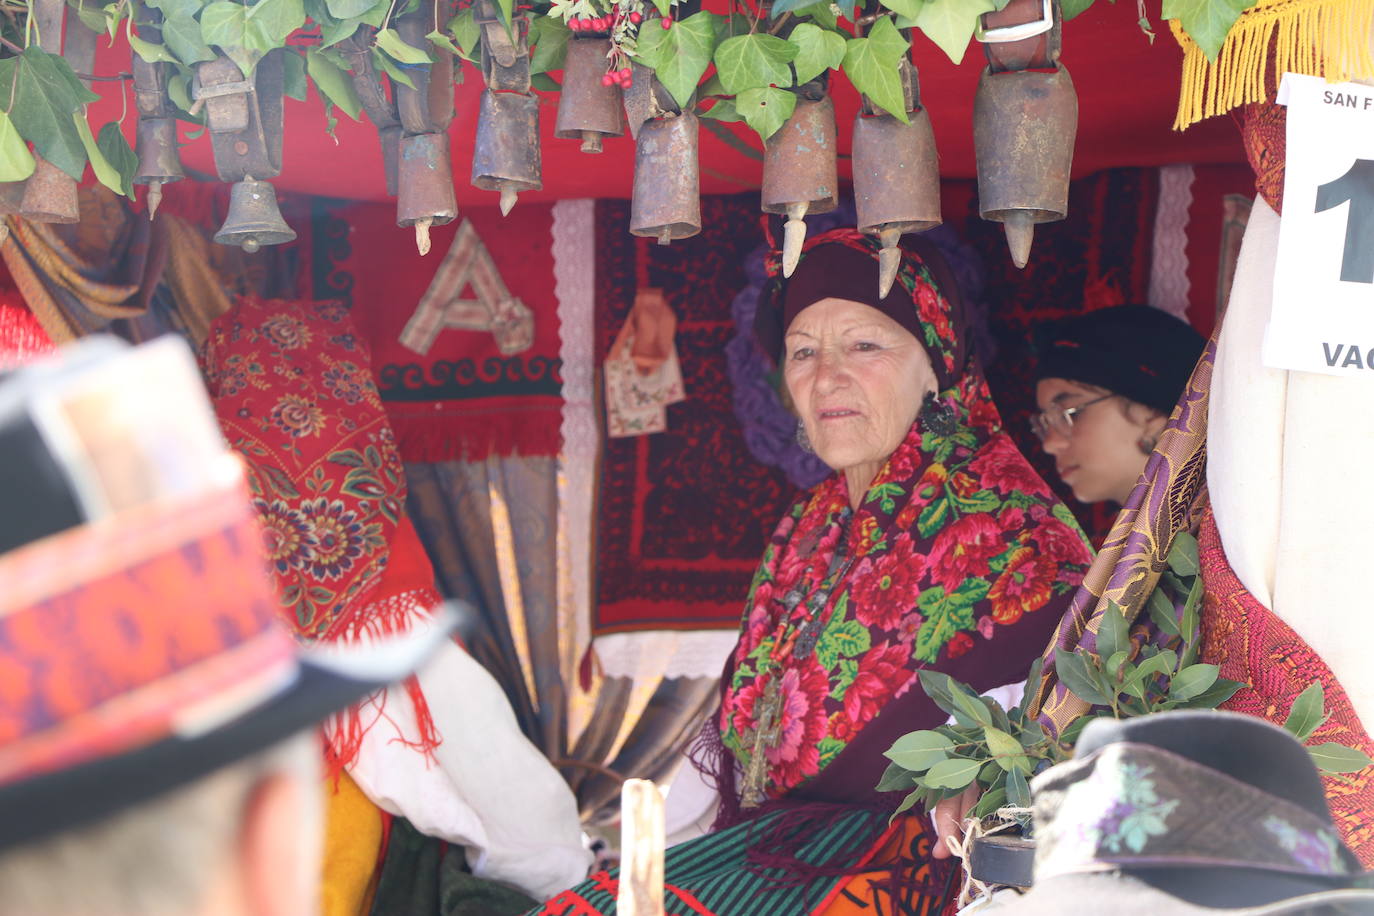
[720, 231, 1093, 804]
[1032, 333, 1215, 735]
[1199, 508, 1374, 867]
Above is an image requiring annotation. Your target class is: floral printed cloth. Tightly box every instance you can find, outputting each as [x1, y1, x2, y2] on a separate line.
[719, 233, 1094, 801]
[200, 297, 412, 643]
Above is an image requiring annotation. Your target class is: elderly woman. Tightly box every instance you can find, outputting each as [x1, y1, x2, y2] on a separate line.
[1031, 305, 1205, 507]
[532, 231, 1092, 916]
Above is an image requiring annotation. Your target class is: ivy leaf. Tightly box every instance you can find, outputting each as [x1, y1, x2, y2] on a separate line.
[529, 15, 571, 74]
[1308, 742, 1374, 775]
[922, 756, 982, 790]
[1170, 663, 1220, 702]
[714, 33, 796, 95]
[96, 121, 137, 197]
[789, 23, 846, 85]
[200, 2, 248, 47]
[834, 0, 859, 20]
[878, 0, 924, 18]
[842, 17, 909, 122]
[161, 13, 216, 64]
[1162, 0, 1255, 61]
[326, 0, 379, 17]
[791, 1, 841, 29]
[0, 111, 35, 181]
[375, 27, 433, 64]
[129, 29, 179, 64]
[426, 28, 461, 56]
[884, 730, 954, 772]
[633, 11, 717, 110]
[281, 48, 307, 100]
[910, 0, 996, 64]
[1062, 0, 1097, 19]
[1283, 682, 1328, 742]
[771, 0, 821, 16]
[699, 97, 741, 121]
[372, 47, 416, 89]
[307, 47, 363, 120]
[247, 0, 307, 49]
[448, 9, 480, 57]
[735, 86, 794, 140]
[0, 49, 91, 180]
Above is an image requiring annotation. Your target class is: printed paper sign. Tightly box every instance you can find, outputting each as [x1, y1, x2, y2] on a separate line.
[1266, 74, 1374, 375]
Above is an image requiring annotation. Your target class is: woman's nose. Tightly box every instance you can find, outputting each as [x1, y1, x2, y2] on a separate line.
[813, 349, 848, 391]
[1039, 428, 1069, 456]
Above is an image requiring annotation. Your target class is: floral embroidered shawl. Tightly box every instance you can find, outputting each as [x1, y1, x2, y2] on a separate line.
[718, 232, 1094, 805]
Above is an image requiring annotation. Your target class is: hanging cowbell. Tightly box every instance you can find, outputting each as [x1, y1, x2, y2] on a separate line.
[395, 1, 455, 135]
[397, 132, 458, 256]
[852, 62, 941, 297]
[20, 155, 79, 224]
[472, 89, 542, 217]
[761, 88, 838, 277]
[194, 51, 285, 183]
[380, 124, 402, 198]
[555, 37, 624, 153]
[134, 117, 185, 220]
[213, 177, 296, 253]
[973, 67, 1076, 269]
[630, 110, 700, 245]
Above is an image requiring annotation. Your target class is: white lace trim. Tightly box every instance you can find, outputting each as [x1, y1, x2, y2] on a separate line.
[593, 629, 739, 681]
[553, 199, 597, 692]
[1148, 164, 1196, 322]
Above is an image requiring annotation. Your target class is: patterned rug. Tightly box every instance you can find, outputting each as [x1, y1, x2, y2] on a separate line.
[592, 195, 797, 634]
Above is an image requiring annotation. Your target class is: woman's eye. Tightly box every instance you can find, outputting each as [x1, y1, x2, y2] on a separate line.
[853, 341, 879, 352]
[790, 347, 813, 361]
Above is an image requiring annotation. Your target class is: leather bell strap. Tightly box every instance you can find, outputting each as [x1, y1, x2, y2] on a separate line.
[978, 0, 1061, 73]
[1032, 742, 1363, 882]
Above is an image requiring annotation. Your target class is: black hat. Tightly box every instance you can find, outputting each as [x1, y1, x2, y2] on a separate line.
[1033, 305, 1206, 416]
[996, 711, 1374, 915]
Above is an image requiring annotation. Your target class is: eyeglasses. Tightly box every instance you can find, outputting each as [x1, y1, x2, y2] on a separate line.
[1029, 394, 1116, 440]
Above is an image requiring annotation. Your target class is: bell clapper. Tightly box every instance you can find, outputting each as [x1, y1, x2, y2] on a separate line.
[415, 217, 433, 256]
[781, 202, 809, 278]
[499, 188, 519, 217]
[1003, 211, 1035, 270]
[877, 226, 902, 298]
[147, 180, 163, 221]
[580, 130, 604, 154]
[657, 226, 672, 246]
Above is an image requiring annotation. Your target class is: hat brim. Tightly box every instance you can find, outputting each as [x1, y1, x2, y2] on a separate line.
[993, 871, 1374, 915]
[0, 610, 455, 852]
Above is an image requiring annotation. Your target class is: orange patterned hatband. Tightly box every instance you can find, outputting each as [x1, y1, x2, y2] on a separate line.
[0, 468, 297, 788]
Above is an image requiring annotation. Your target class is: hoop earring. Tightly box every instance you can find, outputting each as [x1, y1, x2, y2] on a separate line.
[795, 420, 814, 454]
[1138, 434, 1158, 455]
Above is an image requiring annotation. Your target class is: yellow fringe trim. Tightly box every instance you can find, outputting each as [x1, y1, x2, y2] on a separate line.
[1170, 0, 1374, 129]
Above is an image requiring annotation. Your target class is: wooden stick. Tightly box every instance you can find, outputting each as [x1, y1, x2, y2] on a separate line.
[617, 779, 665, 916]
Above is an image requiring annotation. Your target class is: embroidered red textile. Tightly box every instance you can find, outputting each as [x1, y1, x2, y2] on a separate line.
[200, 296, 444, 770]
[1238, 101, 1286, 215]
[307, 201, 562, 462]
[1199, 507, 1374, 865]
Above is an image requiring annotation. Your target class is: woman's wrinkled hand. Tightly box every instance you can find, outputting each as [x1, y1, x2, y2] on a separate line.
[931, 784, 981, 859]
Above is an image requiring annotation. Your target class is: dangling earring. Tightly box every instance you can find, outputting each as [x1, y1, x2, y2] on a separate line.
[1138, 433, 1158, 455]
[918, 391, 958, 437]
[795, 420, 814, 454]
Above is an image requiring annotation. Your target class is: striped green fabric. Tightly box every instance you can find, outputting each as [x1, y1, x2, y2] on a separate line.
[531, 808, 948, 916]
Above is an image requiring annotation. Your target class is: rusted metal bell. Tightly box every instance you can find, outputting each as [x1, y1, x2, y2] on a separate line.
[472, 89, 542, 216]
[852, 107, 941, 296]
[555, 38, 624, 153]
[380, 124, 402, 198]
[135, 116, 184, 220]
[973, 65, 1077, 269]
[630, 110, 700, 244]
[20, 155, 79, 224]
[196, 52, 285, 182]
[397, 132, 458, 256]
[762, 93, 838, 276]
[214, 177, 296, 253]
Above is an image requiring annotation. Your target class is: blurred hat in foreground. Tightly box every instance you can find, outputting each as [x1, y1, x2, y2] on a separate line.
[0, 335, 450, 851]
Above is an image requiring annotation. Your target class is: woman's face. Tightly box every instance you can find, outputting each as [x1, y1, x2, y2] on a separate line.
[784, 297, 937, 478]
[1034, 377, 1162, 505]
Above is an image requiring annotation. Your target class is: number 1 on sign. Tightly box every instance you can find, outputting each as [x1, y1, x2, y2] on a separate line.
[1315, 158, 1374, 284]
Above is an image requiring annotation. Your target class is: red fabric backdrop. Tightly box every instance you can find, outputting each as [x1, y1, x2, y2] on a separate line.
[308, 201, 563, 461]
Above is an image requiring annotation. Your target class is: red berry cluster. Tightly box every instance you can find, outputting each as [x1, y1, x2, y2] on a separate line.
[600, 66, 633, 88]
